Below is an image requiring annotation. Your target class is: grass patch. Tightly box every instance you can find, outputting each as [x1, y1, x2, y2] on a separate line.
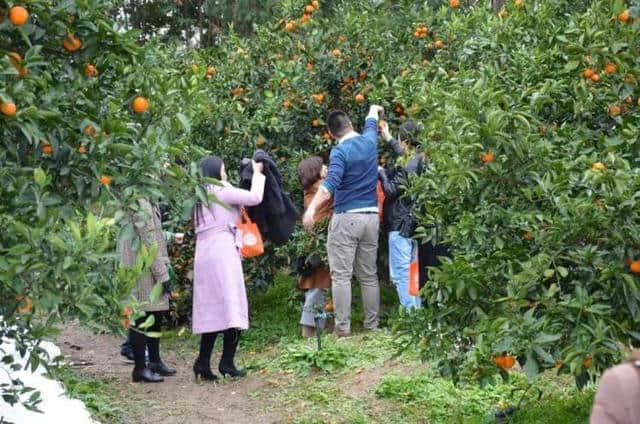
[375, 371, 594, 424]
[48, 365, 122, 422]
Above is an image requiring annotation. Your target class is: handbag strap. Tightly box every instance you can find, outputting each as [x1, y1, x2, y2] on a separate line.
[240, 207, 251, 224]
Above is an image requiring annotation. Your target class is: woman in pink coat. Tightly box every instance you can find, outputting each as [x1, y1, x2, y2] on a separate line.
[192, 155, 265, 381]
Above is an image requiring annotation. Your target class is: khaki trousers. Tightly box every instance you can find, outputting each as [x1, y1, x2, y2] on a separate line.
[327, 213, 380, 334]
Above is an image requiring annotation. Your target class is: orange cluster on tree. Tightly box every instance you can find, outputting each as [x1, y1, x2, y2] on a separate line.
[582, 67, 600, 82]
[413, 25, 428, 39]
[311, 92, 325, 104]
[300, 0, 319, 24]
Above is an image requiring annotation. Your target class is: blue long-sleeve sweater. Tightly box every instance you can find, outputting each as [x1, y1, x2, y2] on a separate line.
[322, 117, 379, 213]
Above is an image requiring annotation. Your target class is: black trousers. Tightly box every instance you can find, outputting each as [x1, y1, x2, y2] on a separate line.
[129, 311, 163, 370]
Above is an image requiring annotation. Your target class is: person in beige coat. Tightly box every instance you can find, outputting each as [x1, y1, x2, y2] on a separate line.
[119, 198, 175, 383]
[590, 350, 640, 423]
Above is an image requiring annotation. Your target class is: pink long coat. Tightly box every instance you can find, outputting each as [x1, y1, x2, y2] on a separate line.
[192, 173, 265, 334]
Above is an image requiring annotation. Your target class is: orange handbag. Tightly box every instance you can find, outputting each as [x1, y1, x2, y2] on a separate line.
[409, 247, 420, 296]
[377, 181, 385, 223]
[237, 208, 264, 258]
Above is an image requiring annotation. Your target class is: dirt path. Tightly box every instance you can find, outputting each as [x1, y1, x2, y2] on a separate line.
[56, 323, 284, 424]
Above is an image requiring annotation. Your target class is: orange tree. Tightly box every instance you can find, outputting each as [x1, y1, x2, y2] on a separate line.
[0, 0, 207, 407]
[170, 0, 640, 388]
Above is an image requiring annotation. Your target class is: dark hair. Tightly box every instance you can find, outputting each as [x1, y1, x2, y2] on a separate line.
[200, 155, 223, 180]
[297, 156, 324, 190]
[327, 110, 352, 139]
[194, 155, 224, 227]
[399, 120, 420, 146]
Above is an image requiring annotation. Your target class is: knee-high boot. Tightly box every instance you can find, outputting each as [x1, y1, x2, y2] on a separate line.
[193, 332, 218, 381]
[218, 329, 246, 378]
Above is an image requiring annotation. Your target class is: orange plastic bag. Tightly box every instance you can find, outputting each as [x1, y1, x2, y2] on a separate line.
[237, 209, 264, 258]
[409, 248, 420, 296]
[377, 181, 385, 223]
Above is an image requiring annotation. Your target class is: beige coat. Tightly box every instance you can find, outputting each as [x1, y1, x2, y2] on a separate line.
[591, 351, 640, 424]
[119, 198, 170, 312]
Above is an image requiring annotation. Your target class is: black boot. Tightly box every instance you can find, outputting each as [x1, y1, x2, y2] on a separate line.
[132, 368, 164, 383]
[149, 360, 176, 376]
[194, 333, 218, 382]
[130, 329, 163, 383]
[193, 360, 218, 382]
[219, 329, 247, 378]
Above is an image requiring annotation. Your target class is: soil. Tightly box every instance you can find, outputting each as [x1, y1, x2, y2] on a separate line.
[56, 323, 413, 424]
[56, 323, 284, 424]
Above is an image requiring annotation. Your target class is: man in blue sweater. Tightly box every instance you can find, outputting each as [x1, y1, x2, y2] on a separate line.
[303, 104, 384, 336]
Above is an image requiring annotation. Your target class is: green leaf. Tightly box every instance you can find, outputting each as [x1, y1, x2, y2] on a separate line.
[176, 113, 191, 134]
[534, 333, 561, 344]
[149, 281, 163, 303]
[523, 353, 539, 381]
[543, 269, 555, 278]
[556, 266, 568, 278]
[564, 61, 579, 71]
[34, 168, 47, 188]
[138, 313, 155, 330]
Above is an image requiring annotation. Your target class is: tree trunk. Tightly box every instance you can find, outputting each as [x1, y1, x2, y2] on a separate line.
[492, 0, 506, 12]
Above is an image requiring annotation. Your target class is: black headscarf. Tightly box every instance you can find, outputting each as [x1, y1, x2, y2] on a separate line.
[195, 155, 224, 227]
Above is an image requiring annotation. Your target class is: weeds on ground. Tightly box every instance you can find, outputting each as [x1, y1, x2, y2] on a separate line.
[48, 365, 121, 422]
[375, 370, 595, 424]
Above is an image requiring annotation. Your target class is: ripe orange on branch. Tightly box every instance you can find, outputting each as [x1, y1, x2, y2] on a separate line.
[17, 296, 33, 314]
[450, 0, 460, 9]
[604, 63, 617, 75]
[582, 68, 595, 79]
[7, 52, 28, 76]
[99, 175, 112, 186]
[84, 64, 98, 77]
[494, 355, 516, 369]
[481, 151, 495, 164]
[355, 93, 365, 103]
[618, 9, 630, 23]
[9, 5, 28, 25]
[630, 260, 640, 275]
[41, 140, 53, 155]
[63, 33, 83, 52]
[132, 96, 149, 113]
[591, 162, 605, 172]
[1, 102, 17, 117]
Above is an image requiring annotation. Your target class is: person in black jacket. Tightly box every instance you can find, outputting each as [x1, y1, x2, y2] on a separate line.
[378, 120, 424, 309]
[239, 150, 298, 245]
